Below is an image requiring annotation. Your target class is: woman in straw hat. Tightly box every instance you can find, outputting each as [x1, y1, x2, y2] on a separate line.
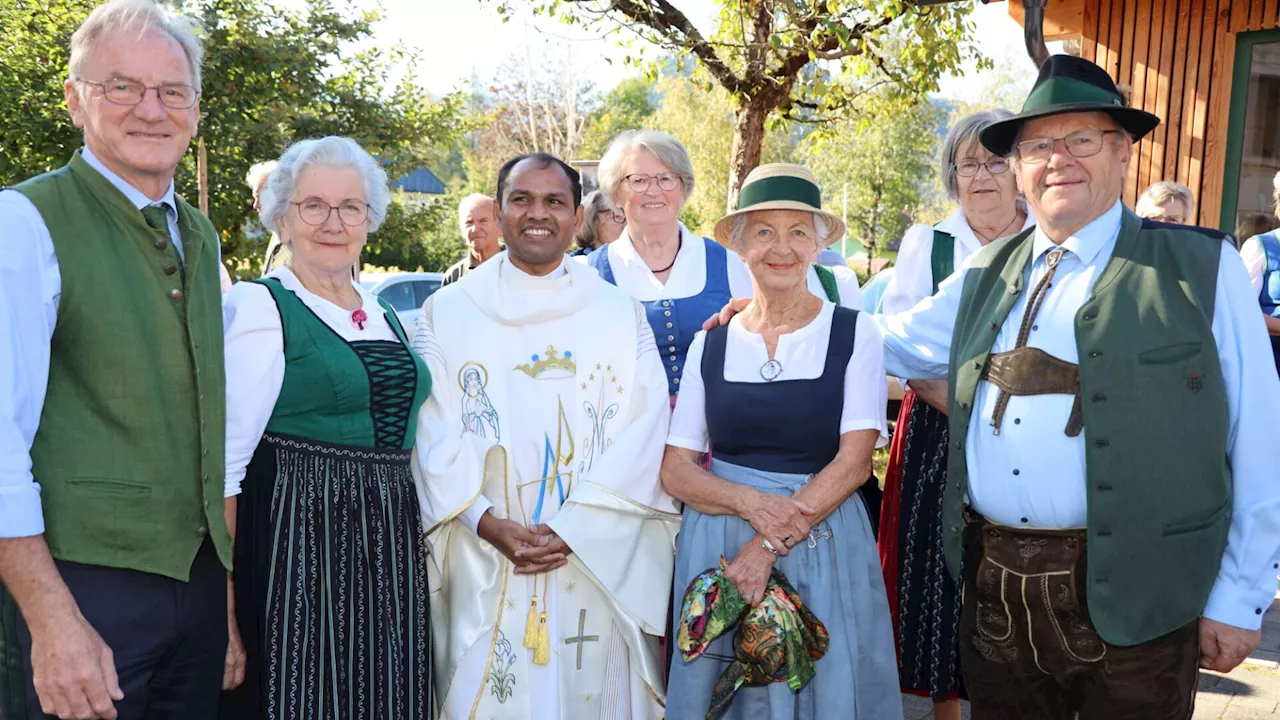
[589, 132, 863, 402]
[660, 164, 902, 719]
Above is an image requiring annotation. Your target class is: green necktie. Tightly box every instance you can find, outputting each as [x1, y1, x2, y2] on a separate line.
[141, 204, 169, 232]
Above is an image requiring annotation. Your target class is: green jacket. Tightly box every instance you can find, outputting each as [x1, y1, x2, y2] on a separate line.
[942, 209, 1229, 646]
[14, 151, 231, 581]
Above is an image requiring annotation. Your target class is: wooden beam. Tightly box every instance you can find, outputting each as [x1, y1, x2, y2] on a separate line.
[1147, 0, 1177, 188]
[1175, 0, 1206, 189]
[1251, 0, 1267, 30]
[1231, 0, 1251, 32]
[1125, 0, 1152, 202]
[1106, 0, 1126, 78]
[1082, 0, 1099, 62]
[1161, 0, 1192, 185]
[1006, 0, 1087, 39]
[1200, 6, 1237, 227]
[1186, 0, 1218, 207]
[1265, 0, 1279, 29]
[1097, 0, 1116, 74]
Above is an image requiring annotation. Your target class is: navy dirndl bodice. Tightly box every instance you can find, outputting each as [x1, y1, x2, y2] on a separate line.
[1258, 231, 1280, 374]
[590, 237, 733, 395]
[702, 306, 858, 475]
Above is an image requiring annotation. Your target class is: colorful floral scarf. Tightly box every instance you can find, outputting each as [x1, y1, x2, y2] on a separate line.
[677, 558, 830, 719]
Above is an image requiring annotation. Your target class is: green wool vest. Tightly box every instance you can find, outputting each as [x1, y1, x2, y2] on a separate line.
[14, 151, 231, 581]
[942, 209, 1229, 647]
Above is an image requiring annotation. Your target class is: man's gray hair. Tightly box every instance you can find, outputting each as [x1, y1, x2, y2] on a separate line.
[1136, 180, 1195, 218]
[245, 160, 278, 192]
[597, 130, 695, 207]
[259, 136, 391, 234]
[941, 109, 1015, 202]
[727, 211, 828, 250]
[69, 0, 205, 90]
[457, 193, 493, 231]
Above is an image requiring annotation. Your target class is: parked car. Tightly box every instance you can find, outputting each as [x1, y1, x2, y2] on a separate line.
[363, 272, 443, 336]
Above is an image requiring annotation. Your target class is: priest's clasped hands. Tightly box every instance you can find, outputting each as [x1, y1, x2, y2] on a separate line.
[476, 512, 574, 574]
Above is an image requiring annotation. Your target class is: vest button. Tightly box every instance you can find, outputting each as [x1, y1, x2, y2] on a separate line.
[989, 322, 998, 330]
[164, 265, 178, 276]
[168, 288, 184, 301]
[1089, 351, 1102, 358]
[668, 346, 676, 352]
[155, 239, 169, 250]
[667, 335, 675, 341]
[196, 524, 208, 537]
[662, 300, 670, 307]
[669, 355, 676, 361]
[671, 365, 679, 372]
[666, 322, 673, 329]
[673, 377, 680, 384]
[664, 310, 672, 317]
[1083, 313, 1096, 321]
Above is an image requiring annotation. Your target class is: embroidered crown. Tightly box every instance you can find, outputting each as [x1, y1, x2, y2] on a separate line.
[515, 345, 577, 379]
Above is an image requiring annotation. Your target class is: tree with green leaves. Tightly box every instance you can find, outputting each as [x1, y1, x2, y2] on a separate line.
[499, 0, 980, 209]
[804, 98, 943, 272]
[0, 0, 468, 272]
[579, 76, 657, 158]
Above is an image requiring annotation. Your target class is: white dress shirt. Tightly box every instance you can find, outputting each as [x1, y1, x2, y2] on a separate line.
[875, 200, 1280, 630]
[222, 268, 403, 498]
[0, 148, 185, 539]
[880, 206, 1036, 314]
[600, 222, 864, 308]
[668, 304, 888, 453]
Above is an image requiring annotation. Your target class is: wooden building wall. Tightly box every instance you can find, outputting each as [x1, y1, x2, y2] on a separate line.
[1010, 0, 1280, 227]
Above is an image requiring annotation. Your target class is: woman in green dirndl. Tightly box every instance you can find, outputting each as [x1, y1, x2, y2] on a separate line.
[220, 137, 433, 719]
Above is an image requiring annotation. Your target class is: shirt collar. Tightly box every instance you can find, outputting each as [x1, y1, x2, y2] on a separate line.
[81, 146, 177, 217]
[937, 204, 1038, 255]
[1030, 200, 1123, 266]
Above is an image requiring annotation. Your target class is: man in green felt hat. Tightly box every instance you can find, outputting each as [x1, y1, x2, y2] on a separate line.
[867, 54, 1280, 718]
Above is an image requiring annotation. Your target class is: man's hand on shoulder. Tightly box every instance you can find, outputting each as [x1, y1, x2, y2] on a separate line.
[475, 513, 569, 575]
[701, 297, 751, 331]
[1199, 617, 1262, 673]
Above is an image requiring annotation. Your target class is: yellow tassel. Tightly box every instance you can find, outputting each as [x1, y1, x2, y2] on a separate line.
[533, 611, 550, 665]
[522, 595, 539, 649]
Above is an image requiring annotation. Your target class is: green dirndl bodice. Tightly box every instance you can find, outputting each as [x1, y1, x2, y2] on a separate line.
[221, 278, 434, 720]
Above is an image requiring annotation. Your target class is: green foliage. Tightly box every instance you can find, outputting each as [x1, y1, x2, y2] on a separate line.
[648, 72, 790, 235]
[0, 0, 468, 270]
[579, 76, 657, 158]
[365, 193, 466, 272]
[804, 98, 943, 260]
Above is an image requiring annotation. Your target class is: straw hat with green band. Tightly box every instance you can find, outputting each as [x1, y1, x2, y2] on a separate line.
[979, 54, 1161, 158]
[713, 163, 846, 249]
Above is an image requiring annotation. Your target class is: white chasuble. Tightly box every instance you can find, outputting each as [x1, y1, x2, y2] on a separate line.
[413, 254, 679, 720]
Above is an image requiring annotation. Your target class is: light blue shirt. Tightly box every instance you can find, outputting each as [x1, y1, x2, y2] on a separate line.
[876, 200, 1280, 630]
[0, 148, 183, 538]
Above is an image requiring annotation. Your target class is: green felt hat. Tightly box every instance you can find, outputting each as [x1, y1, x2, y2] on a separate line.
[979, 55, 1161, 157]
[714, 163, 846, 249]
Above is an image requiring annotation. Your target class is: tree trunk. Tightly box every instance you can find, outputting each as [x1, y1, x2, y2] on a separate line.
[726, 99, 769, 212]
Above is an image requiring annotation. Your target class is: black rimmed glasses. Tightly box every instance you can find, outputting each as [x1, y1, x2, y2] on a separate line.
[605, 209, 627, 224]
[291, 199, 370, 226]
[624, 173, 682, 193]
[955, 158, 1010, 177]
[1016, 129, 1122, 165]
[75, 78, 199, 109]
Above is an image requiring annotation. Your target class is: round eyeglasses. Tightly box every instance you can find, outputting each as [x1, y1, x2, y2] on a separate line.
[291, 199, 370, 227]
[955, 158, 1010, 177]
[76, 78, 199, 110]
[624, 173, 682, 193]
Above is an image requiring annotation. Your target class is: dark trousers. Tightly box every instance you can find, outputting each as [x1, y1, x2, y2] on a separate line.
[12, 539, 227, 720]
[959, 517, 1200, 720]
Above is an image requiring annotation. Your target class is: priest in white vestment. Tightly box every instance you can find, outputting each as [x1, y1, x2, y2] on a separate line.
[413, 153, 679, 720]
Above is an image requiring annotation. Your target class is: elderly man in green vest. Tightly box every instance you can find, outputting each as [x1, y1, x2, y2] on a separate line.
[0, 1, 232, 719]
[874, 55, 1280, 718]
